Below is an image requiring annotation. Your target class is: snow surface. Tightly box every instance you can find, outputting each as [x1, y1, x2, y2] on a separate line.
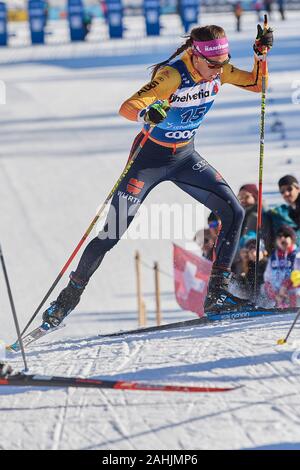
[0, 11, 300, 450]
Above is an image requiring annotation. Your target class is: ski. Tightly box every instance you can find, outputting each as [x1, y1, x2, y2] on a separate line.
[0, 372, 240, 393]
[99, 307, 299, 338]
[7, 307, 298, 352]
[6, 322, 65, 353]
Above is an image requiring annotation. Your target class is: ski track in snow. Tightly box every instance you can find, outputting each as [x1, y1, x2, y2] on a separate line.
[3, 314, 300, 449]
[1, 11, 300, 449]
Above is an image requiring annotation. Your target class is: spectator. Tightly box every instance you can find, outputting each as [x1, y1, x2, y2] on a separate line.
[99, 0, 108, 24]
[264, 225, 298, 308]
[202, 230, 215, 260]
[232, 184, 259, 275]
[253, 0, 263, 22]
[264, 0, 273, 19]
[233, 2, 243, 32]
[44, 1, 49, 26]
[237, 237, 269, 299]
[237, 183, 271, 250]
[207, 212, 221, 240]
[194, 212, 221, 261]
[238, 184, 259, 238]
[83, 11, 93, 39]
[207, 212, 222, 261]
[277, 0, 285, 20]
[265, 175, 300, 252]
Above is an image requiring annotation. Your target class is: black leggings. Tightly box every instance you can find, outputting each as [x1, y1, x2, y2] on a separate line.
[74, 134, 245, 283]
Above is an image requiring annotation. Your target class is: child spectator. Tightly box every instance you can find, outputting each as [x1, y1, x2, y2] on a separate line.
[201, 229, 215, 261]
[234, 184, 266, 274]
[207, 212, 221, 240]
[194, 213, 221, 261]
[239, 237, 268, 299]
[264, 225, 298, 308]
[238, 184, 259, 238]
[265, 175, 300, 252]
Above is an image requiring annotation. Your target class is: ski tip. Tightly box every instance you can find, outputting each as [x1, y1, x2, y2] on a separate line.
[233, 384, 244, 391]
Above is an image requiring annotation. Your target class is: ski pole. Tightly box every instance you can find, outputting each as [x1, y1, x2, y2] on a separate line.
[254, 14, 268, 303]
[20, 128, 154, 336]
[0, 243, 28, 372]
[277, 309, 300, 345]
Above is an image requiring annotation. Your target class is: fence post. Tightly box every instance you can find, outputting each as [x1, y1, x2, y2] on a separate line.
[154, 261, 162, 326]
[141, 299, 147, 327]
[135, 251, 146, 327]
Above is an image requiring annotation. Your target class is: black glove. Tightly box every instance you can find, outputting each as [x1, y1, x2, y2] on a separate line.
[144, 100, 170, 126]
[253, 24, 274, 56]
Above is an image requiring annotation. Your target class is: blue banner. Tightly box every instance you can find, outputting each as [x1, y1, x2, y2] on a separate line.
[144, 0, 160, 36]
[28, 0, 46, 45]
[106, 0, 123, 39]
[179, 0, 200, 33]
[67, 0, 86, 41]
[0, 2, 7, 47]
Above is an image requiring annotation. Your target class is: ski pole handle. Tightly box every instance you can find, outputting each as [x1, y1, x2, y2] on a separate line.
[261, 15, 268, 76]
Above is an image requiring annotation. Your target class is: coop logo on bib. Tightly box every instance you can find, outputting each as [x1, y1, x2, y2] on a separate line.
[165, 129, 197, 140]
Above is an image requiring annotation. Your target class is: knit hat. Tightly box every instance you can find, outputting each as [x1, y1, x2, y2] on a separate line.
[245, 237, 266, 252]
[239, 230, 256, 248]
[239, 231, 266, 251]
[239, 184, 258, 201]
[276, 225, 297, 242]
[278, 175, 299, 188]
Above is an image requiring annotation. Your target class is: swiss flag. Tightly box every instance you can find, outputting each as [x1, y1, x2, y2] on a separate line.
[173, 244, 212, 317]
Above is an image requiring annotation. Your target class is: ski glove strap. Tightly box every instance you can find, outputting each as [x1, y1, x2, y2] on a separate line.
[253, 24, 274, 56]
[143, 100, 170, 126]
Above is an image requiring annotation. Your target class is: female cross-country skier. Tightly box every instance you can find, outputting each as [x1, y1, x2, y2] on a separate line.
[42, 23, 273, 327]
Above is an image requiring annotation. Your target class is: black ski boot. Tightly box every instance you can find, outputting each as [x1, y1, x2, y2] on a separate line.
[204, 267, 254, 313]
[42, 272, 87, 328]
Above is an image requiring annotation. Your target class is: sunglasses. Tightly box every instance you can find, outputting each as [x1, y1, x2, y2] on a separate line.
[280, 185, 295, 195]
[208, 220, 219, 229]
[195, 52, 231, 69]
